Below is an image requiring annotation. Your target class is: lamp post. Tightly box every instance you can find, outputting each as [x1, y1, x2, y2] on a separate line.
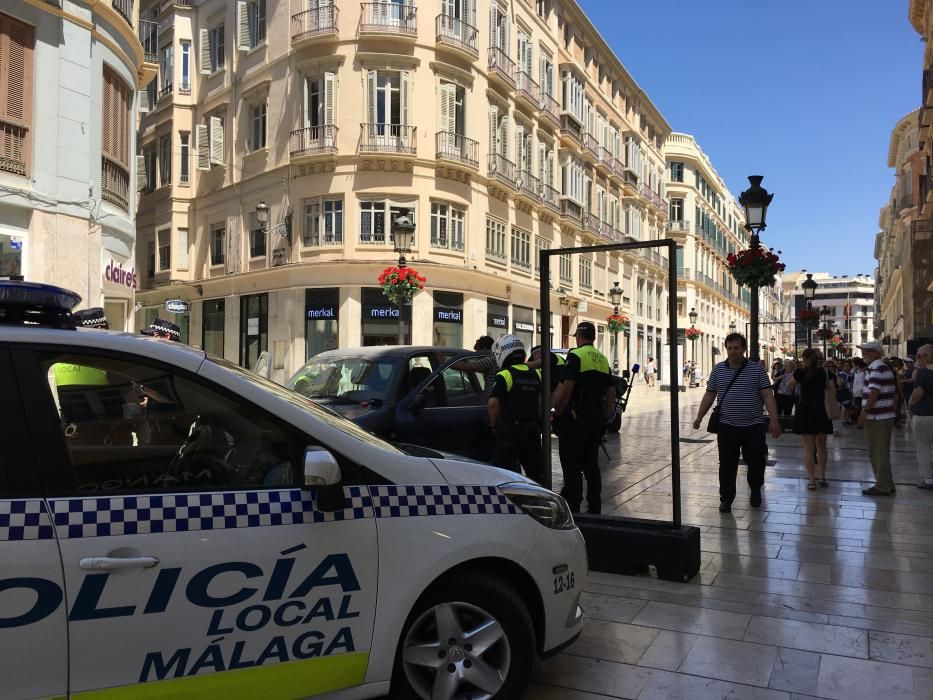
[737, 176, 774, 362]
[688, 307, 698, 372]
[391, 214, 416, 344]
[610, 281, 623, 373]
[801, 272, 817, 348]
[729, 320, 736, 334]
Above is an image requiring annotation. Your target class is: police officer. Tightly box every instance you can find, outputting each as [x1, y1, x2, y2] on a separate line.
[73, 307, 109, 329]
[488, 334, 545, 483]
[553, 321, 615, 514]
[140, 317, 181, 341]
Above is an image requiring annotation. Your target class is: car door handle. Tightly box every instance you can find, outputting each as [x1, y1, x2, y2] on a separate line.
[79, 556, 159, 571]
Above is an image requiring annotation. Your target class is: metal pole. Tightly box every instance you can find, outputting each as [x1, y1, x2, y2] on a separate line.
[667, 240, 682, 529]
[540, 248, 553, 492]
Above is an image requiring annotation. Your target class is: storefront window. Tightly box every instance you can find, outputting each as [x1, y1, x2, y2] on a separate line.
[306, 288, 339, 359]
[202, 299, 225, 357]
[513, 305, 534, 350]
[239, 293, 268, 369]
[0, 232, 23, 278]
[361, 287, 409, 346]
[486, 298, 509, 339]
[432, 291, 463, 349]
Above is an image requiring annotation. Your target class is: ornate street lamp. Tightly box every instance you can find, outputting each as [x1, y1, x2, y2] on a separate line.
[391, 214, 416, 268]
[729, 320, 736, 333]
[255, 200, 292, 242]
[609, 281, 624, 372]
[737, 175, 774, 361]
[688, 307, 698, 325]
[801, 273, 817, 348]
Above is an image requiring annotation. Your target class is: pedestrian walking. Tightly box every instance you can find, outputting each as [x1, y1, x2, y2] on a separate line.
[692, 333, 782, 513]
[858, 341, 898, 496]
[850, 357, 867, 425]
[771, 360, 785, 395]
[776, 359, 798, 417]
[645, 357, 656, 387]
[487, 335, 544, 483]
[553, 322, 615, 514]
[907, 345, 933, 489]
[902, 356, 916, 418]
[683, 361, 691, 387]
[787, 348, 834, 490]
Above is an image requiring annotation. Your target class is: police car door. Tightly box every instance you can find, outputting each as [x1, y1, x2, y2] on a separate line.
[0, 346, 68, 698]
[17, 346, 377, 698]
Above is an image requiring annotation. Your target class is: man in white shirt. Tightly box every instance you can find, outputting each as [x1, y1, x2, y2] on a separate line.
[645, 357, 656, 387]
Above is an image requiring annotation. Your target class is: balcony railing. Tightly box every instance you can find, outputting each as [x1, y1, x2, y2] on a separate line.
[178, 81, 191, 95]
[666, 220, 690, 233]
[612, 158, 626, 180]
[540, 182, 560, 212]
[101, 156, 129, 210]
[641, 183, 654, 203]
[584, 212, 601, 235]
[158, 83, 173, 100]
[112, 0, 133, 27]
[582, 133, 599, 158]
[487, 46, 516, 87]
[360, 123, 416, 154]
[560, 114, 582, 143]
[623, 169, 639, 188]
[517, 169, 541, 201]
[539, 92, 560, 125]
[139, 19, 158, 63]
[290, 125, 338, 157]
[360, 2, 416, 35]
[0, 119, 28, 176]
[516, 71, 539, 106]
[292, 6, 339, 42]
[487, 152, 516, 186]
[435, 131, 478, 168]
[598, 146, 613, 169]
[435, 15, 478, 56]
[560, 198, 583, 223]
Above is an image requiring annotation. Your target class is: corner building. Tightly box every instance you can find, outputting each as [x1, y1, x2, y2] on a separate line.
[134, 0, 672, 383]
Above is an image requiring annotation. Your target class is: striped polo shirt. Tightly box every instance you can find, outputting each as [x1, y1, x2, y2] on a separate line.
[865, 359, 897, 420]
[706, 360, 772, 427]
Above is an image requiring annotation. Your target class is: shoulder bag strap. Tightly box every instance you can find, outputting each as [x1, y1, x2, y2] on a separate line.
[717, 360, 747, 407]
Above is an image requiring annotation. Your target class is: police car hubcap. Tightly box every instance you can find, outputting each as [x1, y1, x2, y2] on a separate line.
[402, 601, 510, 700]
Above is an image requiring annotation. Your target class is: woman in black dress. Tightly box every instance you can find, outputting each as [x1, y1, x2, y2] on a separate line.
[788, 348, 833, 490]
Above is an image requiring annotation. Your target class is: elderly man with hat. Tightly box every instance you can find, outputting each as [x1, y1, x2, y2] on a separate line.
[857, 340, 897, 496]
[73, 307, 109, 329]
[140, 318, 181, 342]
[552, 321, 615, 514]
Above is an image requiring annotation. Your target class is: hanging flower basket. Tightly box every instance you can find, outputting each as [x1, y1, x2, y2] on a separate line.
[815, 327, 833, 341]
[685, 327, 702, 341]
[780, 346, 791, 355]
[726, 247, 785, 288]
[768, 344, 777, 352]
[830, 335, 844, 348]
[606, 313, 629, 335]
[378, 265, 426, 306]
[797, 308, 821, 328]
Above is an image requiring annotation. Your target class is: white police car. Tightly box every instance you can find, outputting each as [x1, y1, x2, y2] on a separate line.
[0, 282, 586, 699]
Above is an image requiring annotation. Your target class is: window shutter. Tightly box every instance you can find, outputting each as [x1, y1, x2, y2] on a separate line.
[400, 70, 409, 126]
[538, 143, 545, 183]
[439, 82, 454, 141]
[539, 55, 546, 95]
[500, 113, 509, 160]
[199, 29, 211, 73]
[138, 88, 150, 114]
[136, 153, 147, 192]
[489, 105, 497, 161]
[366, 69, 376, 126]
[0, 16, 33, 127]
[323, 71, 335, 125]
[514, 123, 522, 173]
[489, 4, 496, 49]
[465, 0, 476, 29]
[101, 72, 113, 159]
[196, 123, 210, 170]
[209, 115, 223, 165]
[237, 1, 250, 50]
[302, 76, 310, 129]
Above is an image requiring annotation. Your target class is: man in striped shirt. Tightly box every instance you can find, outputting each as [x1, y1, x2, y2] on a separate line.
[858, 341, 897, 495]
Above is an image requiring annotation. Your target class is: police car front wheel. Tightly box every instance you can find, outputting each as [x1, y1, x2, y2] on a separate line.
[391, 573, 534, 700]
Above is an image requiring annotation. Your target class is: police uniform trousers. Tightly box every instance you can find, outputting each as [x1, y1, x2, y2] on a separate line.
[557, 417, 602, 514]
[492, 422, 545, 484]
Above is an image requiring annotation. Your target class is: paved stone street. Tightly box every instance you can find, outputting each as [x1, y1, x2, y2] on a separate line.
[529, 384, 933, 699]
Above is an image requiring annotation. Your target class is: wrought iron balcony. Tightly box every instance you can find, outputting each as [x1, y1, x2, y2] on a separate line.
[435, 131, 478, 168]
[540, 182, 560, 212]
[560, 115, 582, 144]
[292, 5, 339, 43]
[516, 71, 539, 107]
[622, 169, 639, 189]
[290, 125, 338, 158]
[139, 20, 158, 63]
[517, 169, 541, 201]
[178, 81, 191, 95]
[582, 133, 599, 160]
[583, 212, 601, 236]
[360, 2, 416, 36]
[487, 152, 517, 187]
[0, 119, 28, 176]
[599, 146, 613, 169]
[487, 46, 516, 88]
[158, 83, 173, 100]
[435, 15, 478, 57]
[360, 123, 416, 154]
[538, 92, 560, 126]
[101, 156, 129, 211]
[112, 0, 133, 27]
[666, 220, 691, 233]
[560, 198, 584, 225]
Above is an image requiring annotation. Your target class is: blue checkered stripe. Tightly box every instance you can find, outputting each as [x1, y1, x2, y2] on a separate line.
[48, 487, 373, 539]
[370, 485, 521, 518]
[0, 499, 55, 541]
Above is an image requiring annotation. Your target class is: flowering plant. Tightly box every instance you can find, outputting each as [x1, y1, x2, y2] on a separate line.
[607, 313, 629, 335]
[726, 247, 786, 288]
[685, 327, 702, 341]
[780, 346, 791, 355]
[815, 327, 833, 341]
[797, 308, 821, 328]
[768, 344, 777, 352]
[830, 335, 844, 348]
[378, 265, 426, 305]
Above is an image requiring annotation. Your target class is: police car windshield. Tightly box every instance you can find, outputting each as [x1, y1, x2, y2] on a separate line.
[287, 357, 396, 403]
[207, 357, 403, 454]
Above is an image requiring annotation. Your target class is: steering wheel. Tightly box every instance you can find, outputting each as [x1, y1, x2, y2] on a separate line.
[166, 417, 235, 487]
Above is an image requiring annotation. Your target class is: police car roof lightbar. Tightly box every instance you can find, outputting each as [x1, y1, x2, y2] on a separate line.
[0, 280, 82, 329]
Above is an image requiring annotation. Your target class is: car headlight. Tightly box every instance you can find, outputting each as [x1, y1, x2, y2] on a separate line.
[499, 483, 575, 530]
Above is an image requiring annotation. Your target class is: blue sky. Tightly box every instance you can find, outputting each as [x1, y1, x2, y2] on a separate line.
[578, 0, 921, 276]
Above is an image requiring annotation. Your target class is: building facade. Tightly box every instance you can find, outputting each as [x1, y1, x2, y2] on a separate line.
[0, 0, 154, 327]
[783, 271, 876, 358]
[663, 133, 750, 377]
[134, 0, 673, 383]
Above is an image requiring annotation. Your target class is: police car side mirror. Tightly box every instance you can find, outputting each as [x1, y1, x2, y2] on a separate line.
[303, 446, 345, 512]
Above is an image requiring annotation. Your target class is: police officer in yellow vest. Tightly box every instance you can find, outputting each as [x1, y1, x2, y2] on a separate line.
[487, 334, 545, 483]
[553, 321, 615, 514]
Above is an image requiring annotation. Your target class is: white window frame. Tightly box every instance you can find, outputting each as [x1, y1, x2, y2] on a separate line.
[249, 101, 267, 152]
[561, 153, 585, 204]
[579, 255, 592, 289]
[359, 199, 415, 245]
[561, 69, 584, 125]
[157, 227, 171, 271]
[210, 223, 226, 266]
[303, 197, 344, 247]
[485, 216, 507, 264]
[179, 131, 190, 184]
[430, 202, 465, 252]
[511, 226, 531, 272]
[180, 40, 191, 91]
